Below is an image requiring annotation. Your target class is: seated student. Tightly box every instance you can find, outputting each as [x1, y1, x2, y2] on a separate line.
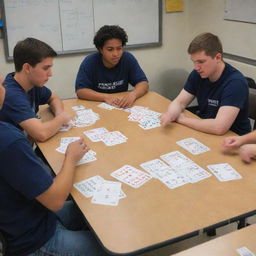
[0, 38, 71, 142]
[75, 25, 149, 108]
[161, 33, 251, 136]
[222, 130, 256, 163]
[0, 79, 106, 256]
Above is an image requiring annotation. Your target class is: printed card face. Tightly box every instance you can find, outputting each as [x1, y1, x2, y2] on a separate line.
[207, 163, 242, 182]
[140, 159, 169, 178]
[236, 246, 255, 256]
[111, 165, 152, 188]
[59, 123, 72, 132]
[91, 181, 121, 206]
[73, 175, 105, 198]
[72, 105, 86, 111]
[76, 150, 97, 166]
[83, 127, 109, 142]
[176, 138, 210, 155]
[160, 151, 193, 168]
[98, 102, 117, 110]
[71, 109, 99, 127]
[56, 137, 81, 153]
[101, 131, 128, 146]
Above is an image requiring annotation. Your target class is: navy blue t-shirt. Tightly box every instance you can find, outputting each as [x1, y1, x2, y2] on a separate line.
[75, 51, 148, 93]
[0, 121, 56, 256]
[0, 72, 52, 128]
[184, 63, 251, 135]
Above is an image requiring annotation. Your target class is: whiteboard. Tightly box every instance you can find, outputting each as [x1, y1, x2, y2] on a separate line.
[224, 0, 256, 24]
[2, 0, 162, 60]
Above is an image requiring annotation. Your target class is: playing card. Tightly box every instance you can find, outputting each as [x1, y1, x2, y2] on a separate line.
[91, 181, 122, 206]
[83, 127, 109, 142]
[72, 105, 86, 111]
[236, 247, 255, 256]
[160, 151, 193, 168]
[176, 138, 210, 155]
[111, 165, 152, 188]
[97, 102, 117, 110]
[140, 159, 169, 178]
[73, 175, 105, 198]
[207, 163, 242, 182]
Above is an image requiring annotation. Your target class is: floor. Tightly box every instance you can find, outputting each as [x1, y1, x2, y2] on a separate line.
[137, 215, 256, 256]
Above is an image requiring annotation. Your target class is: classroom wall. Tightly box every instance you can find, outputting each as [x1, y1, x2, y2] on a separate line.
[0, 0, 255, 100]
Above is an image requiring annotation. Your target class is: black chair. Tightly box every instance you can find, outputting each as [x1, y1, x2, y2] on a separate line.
[0, 231, 6, 256]
[248, 86, 256, 130]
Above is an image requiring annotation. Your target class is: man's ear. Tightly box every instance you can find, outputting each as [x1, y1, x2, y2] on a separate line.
[215, 52, 222, 62]
[23, 63, 31, 74]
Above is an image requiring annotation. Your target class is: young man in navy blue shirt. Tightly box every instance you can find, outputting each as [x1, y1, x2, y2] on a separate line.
[161, 33, 251, 136]
[0, 38, 71, 142]
[75, 25, 149, 108]
[0, 80, 106, 255]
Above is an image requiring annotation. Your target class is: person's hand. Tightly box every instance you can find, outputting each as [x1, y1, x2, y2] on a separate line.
[104, 95, 121, 106]
[57, 111, 72, 125]
[65, 138, 89, 164]
[160, 112, 175, 127]
[116, 92, 137, 108]
[221, 136, 243, 152]
[239, 144, 256, 163]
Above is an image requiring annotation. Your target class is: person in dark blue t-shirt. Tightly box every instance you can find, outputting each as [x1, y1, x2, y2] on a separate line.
[161, 33, 251, 136]
[75, 25, 149, 108]
[0, 81, 106, 256]
[0, 38, 71, 142]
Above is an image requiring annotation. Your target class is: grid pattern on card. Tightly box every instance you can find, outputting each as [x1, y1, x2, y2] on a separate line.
[176, 138, 210, 155]
[111, 165, 152, 188]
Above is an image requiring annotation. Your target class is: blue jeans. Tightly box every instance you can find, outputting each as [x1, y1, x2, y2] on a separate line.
[28, 201, 107, 256]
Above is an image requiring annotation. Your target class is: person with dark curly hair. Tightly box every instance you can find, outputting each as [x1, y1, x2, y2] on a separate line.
[75, 25, 149, 108]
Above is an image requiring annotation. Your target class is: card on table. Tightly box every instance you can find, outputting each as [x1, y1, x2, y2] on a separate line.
[111, 165, 152, 188]
[160, 151, 193, 168]
[176, 137, 210, 155]
[207, 163, 242, 182]
[140, 159, 169, 178]
[83, 127, 109, 142]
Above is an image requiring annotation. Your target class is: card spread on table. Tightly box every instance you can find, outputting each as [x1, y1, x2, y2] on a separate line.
[83, 127, 109, 142]
[111, 165, 152, 188]
[140, 159, 169, 178]
[91, 180, 122, 206]
[176, 138, 210, 155]
[160, 151, 193, 168]
[74, 176, 126, 206]
[207, 163, 242, 182]
[72, 105, 86, 111]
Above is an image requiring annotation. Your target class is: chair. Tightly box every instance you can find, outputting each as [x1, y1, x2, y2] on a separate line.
[248, 87, 256, 130]
[0, 231, 6, 256]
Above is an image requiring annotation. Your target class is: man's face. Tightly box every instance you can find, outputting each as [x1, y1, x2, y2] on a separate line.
[99, 39, 123, 68]
[191, 50, 221, 81]
[26, 57, 53, 87]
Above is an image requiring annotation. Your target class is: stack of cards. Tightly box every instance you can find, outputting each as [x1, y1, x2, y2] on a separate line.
[74, 175, 126, 206]
[111, 165, 152, 188]
[207, 163, 242, 182]
[84, 128, 128, 146]
[55, 137, 97, 165]
[71, 109, 100, 127]
[72, 105, 86, 111]
[176, 138, 210, 155]
[98, 102, 118, 110]
[128, 106, 161, 130]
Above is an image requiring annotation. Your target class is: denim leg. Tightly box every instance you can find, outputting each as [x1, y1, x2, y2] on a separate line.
[28, 221, 107, 256]
[55, 200, 87, 230]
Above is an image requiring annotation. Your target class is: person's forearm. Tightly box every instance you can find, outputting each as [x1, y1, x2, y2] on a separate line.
[48, 94, 64, 116]
[132, 82, 149, 99]
[76, 88, 109, 102]
[240, 130, 256, 144]
[178, 116, 229, 135]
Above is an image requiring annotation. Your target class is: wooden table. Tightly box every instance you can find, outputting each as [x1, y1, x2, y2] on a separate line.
[37, 91, 256, 255]
[172, 224, 256, 256]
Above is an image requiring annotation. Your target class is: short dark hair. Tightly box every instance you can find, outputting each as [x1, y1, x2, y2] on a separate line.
[93, 25, 128, 50]
[187, 33, 223, 58]
[13, 38, 57, 72]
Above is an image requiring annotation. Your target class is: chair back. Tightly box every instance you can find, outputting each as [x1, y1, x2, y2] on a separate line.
[0, 231, 6, 256]
[248, 88, 256, 130]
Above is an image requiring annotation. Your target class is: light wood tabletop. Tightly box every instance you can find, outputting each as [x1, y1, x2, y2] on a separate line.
[37, 91, 256, 255]
[172, 223, 256, 256]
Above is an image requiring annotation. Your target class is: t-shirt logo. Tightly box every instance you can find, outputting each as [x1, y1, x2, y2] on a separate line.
[98, 80, 124, 90]
[208, 99, 219, 107]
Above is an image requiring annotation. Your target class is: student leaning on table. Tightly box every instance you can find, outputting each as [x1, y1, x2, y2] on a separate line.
[161, 32, 251, 136]
[222, 130, 256, 163]
[0, 80, 107, 256]
[0, 38, 71, 142]
[75, 25, 149, 108]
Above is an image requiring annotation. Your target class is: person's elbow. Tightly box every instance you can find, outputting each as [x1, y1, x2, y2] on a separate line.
[33, 131, 50, 142]
[212, 124, 230, 136]
[76, 88, 87, 100]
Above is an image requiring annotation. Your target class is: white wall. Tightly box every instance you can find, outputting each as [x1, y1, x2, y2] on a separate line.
[0, 0, 255, 100]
